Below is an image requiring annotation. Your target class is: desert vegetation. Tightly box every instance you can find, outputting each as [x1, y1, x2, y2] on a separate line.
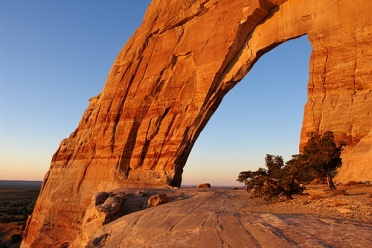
[0, 181, 40, 247]
[0, 200, 34, 223]
[238, 131, 346, 200]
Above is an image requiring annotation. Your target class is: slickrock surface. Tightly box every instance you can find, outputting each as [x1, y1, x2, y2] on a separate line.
[82, 187, 372, 248]
[22, 0, 372, 247]
[248, 184, 372, 224]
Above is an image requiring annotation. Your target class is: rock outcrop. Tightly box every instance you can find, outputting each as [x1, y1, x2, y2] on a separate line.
[22, 0, 372, 247]
[85, 188, 372, 247]
[74, 192, 126, 245]
[147, 194, 168, 207]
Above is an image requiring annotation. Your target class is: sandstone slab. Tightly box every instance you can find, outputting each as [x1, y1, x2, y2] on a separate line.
[85, 188, 372, 248]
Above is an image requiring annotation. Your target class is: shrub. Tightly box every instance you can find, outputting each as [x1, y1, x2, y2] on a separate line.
[301, 131, 346, 190]
[237, 154, 305, 200]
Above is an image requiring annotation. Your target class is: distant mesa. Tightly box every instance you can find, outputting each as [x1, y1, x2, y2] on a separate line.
[21, 0, 372, 247]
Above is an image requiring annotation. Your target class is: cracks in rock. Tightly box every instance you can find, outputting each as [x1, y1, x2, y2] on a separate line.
[152, 113, 178, 172]
[110, 32, 158, 158]
[171, 51, 192, 68]
[259, 219, 299, 247]
[170, 127, 193, 187]
[39, 171, 50, 197]
[160, 193, 217, 234]
[319, 48, 329, 131]
[309, 51, 316, 130]
[352, 30, 359, 97]
[137, 107, 172, 169]
[349, 33, 359, 139]
[132, 39, 158, 98]
[208, 213, 225, 246]
[117, 121, 141, 178]
[150, 67, 167, 98]
[324, 0, 342, 13]
[114, 53, 172, 174]
[198, 15, 222, 64]
[155, 0, 212, 37]
[111, 56, 144, 149]
[236, 214, 261, 247]
[77, 144, 96, 192]
[155, 108, 171, 130]
[137, 138, 151, 170]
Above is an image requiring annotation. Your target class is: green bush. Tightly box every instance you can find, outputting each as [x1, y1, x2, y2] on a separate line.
[238, 154, 305, 200]
[238, 131, 346, 200]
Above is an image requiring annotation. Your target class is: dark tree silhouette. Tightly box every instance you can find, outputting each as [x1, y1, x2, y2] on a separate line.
[301, 131, 346, 190]
[238, 131, 346, 199]
[237, 154, 305, 200]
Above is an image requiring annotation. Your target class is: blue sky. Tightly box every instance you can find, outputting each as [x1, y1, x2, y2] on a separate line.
[0, 1, 311, 186]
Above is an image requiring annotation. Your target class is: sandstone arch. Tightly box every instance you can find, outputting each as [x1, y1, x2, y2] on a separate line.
[183, 35, 311, 185]
[22, 0, 372, 247]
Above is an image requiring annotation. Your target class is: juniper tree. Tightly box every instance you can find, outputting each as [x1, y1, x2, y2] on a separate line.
[237, 154, 305, 200]
[301, 131, 346, 190]
[238, 131, 345, 199]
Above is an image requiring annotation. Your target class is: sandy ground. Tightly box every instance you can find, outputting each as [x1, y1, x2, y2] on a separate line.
[86, 184, 372, 248]
[247, 183, 372, 224]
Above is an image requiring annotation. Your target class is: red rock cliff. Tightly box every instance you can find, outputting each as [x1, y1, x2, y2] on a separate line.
[22, 0, 372, 247]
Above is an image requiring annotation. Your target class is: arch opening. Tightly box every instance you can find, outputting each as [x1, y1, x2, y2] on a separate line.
[182, 35, 312, 187]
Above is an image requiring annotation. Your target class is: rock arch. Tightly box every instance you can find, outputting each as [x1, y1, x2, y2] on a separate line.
[183, 35, 311, 185]
[23, 0, 372, 246]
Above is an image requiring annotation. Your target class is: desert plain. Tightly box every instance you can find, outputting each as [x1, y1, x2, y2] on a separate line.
[0, 181, 40, 248]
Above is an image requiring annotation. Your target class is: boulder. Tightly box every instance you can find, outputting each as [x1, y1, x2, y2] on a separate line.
[71, 192, 126, 247]
[197, 183, 211, 189]
[96, 193, 126, 221]
[148, 194, 168, 207]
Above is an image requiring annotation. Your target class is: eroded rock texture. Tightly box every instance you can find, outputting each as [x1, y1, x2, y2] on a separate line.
[84, 189, 372, 248]
[22, 0, 372, 247]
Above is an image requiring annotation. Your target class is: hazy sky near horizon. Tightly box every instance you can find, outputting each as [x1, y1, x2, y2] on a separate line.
[1, 1, 312, 186]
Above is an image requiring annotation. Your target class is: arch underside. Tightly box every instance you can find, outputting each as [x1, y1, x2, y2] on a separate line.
[23, 0, 372, 247]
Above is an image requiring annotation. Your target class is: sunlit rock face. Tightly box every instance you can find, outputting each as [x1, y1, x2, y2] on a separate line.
[22, 0, 372, 247]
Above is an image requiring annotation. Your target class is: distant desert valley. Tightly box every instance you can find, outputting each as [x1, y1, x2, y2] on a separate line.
[1, 181, 372, 247]
[0, 181, 40, 247]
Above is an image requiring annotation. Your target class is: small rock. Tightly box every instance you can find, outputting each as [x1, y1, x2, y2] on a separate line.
[148, 194, 168, 207]
[96, 193, 126, 216]
[337, 208, 353, 214]
[197, 183, 211, 188]
[135, 191, 148, 197]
